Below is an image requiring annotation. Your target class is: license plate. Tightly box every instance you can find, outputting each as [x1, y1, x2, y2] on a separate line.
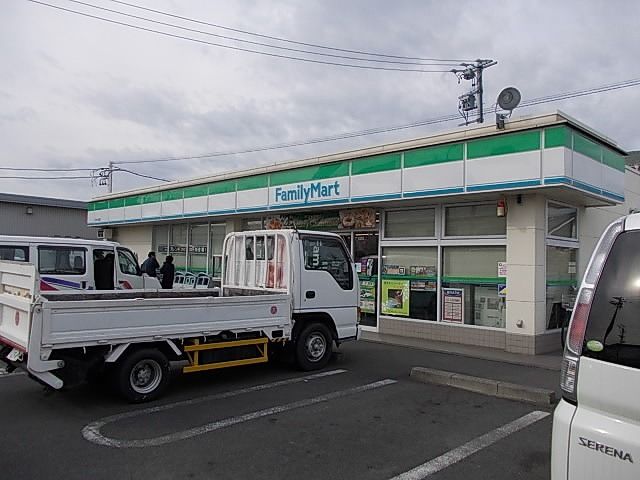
[7, 349, 22, 362]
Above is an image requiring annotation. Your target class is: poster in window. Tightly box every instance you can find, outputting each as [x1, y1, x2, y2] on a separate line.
[359, 279, 376, 314]
[383, 264, 401, 275]
[410, 265, 437, 276]
[442, 288, 464, 323]
[381, 279, 410, 316]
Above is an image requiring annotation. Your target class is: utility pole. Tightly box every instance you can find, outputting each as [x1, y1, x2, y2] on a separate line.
[451, 59, 497, 125]
[107, 161, 113, 193]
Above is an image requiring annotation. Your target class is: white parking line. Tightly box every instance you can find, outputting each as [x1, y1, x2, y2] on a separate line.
[390, 410, 550, 480]
[83, 377, 397, 448]
[0, 371, 26, 379]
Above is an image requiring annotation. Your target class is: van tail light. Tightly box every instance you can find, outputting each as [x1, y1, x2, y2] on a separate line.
[561, 287, 593, 404]
[566, 288, 592, 355]
[560, 218, 623, 404]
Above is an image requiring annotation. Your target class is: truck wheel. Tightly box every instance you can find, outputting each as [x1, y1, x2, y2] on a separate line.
[115, 349, 170, 403]
[295, 322, 333, 371]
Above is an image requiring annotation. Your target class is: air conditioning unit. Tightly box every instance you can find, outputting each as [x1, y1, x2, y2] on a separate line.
[97, 228, 113, 240]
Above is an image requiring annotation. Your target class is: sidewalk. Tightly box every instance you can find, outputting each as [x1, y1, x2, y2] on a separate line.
[361, 331, 563, 371]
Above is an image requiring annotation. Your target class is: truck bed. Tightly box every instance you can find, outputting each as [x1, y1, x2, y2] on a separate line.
[36, 290, 292, 349]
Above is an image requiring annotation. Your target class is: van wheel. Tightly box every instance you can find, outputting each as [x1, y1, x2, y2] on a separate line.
[295, 323, 333, 371]
[115, 349, 170, 403]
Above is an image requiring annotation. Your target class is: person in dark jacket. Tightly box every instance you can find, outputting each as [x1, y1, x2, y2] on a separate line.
[141, 251, 160, 277]
[160, 255, 175, 289]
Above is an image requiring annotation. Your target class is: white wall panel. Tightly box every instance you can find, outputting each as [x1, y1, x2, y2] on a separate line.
[467, 151, 541, 187]
[208, 191, 236, 213]
[236, 188, 268, 210]
[402, 161, 463, 194]
[351, 171, 401, 199]
[141, 202, 162, 219]
[108, 207, 125, 222]
[601, 167, 625, 197]
[161, 199, 183, 217]
[123, 205, 142, 220]
[183, 196, 208, 215]
[571, 152, 602, 189]
[542, 147, 570, 179]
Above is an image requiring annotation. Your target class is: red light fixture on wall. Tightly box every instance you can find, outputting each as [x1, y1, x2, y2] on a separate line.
[497, 198, 507, 217]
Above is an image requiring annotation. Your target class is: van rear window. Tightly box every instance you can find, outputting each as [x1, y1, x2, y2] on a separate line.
[0, 246, 28, 262]
[583, 231, 640, 369]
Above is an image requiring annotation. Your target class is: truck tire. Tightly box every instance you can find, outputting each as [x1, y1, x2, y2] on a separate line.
[115, 348, 170, 403]
[295, 322, 333, 371]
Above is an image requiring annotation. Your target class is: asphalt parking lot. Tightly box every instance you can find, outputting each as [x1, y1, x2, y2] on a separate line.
[0, 341, 557, 480]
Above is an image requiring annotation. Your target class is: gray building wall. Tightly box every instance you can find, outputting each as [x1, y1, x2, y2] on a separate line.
[0, 199, 96, 239]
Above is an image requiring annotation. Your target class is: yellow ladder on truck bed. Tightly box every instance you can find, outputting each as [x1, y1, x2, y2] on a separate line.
[183, 337, 269, 373]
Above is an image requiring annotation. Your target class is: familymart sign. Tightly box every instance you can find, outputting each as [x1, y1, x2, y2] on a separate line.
[271, 178, 349, 206]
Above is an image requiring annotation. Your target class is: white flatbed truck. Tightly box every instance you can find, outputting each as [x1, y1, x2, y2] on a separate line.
[0, 230, 360, 402]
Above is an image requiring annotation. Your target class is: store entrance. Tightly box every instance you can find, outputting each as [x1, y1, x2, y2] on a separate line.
[339, 231, 379, 328]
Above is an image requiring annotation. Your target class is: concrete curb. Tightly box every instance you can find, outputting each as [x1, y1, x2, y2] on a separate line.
[410, 366, 557, 406]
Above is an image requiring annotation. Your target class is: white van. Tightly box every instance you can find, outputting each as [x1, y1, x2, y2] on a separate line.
[551, 213, 640, 479]
[0, 236, 161, 291]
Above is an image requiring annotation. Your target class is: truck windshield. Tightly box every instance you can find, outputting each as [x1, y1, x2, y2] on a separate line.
[301, 235, 353, 290]
[583, 230, 640, 369]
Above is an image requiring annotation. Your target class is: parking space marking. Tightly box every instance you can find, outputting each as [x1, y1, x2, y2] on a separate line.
[390, 410, 550, 480]
[83, 378, 397, 448]
[82, 368, 346, 446]
[0, 371, 26, 379]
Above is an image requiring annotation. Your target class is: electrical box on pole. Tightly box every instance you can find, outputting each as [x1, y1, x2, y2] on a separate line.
[451, 59, 497, 125]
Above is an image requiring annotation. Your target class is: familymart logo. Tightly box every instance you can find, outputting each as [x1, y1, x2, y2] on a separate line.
[274, 180, 342, 204]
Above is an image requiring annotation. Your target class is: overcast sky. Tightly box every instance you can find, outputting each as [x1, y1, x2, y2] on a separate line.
[1, 0, 639, 200]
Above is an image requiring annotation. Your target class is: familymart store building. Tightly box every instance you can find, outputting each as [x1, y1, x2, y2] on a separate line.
[89, 112, 639, 355]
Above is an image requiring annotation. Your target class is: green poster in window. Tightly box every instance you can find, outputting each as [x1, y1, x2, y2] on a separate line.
[381, 279, 410, 316]
[359, 279, 376, 314]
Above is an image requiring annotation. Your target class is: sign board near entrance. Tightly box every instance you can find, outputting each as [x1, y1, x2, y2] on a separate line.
[442, 288, 464, 323]
[381, 279, 410, 316]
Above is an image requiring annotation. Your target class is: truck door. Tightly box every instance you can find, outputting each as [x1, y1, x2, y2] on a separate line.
[116, 247, 161, 289]
[298, 234, 358, 339]
[37, 245, 90, 291]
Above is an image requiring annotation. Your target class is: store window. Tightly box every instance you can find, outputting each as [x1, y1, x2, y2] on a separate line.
[152, 225, 170, 262]
[441, 246, 506, 328]
[546, 246, 577, 329]
[209, 224, 225, 278]
[169, 224, 188, 271]
[445, 204, 506, 236]
[188, 224, 209, 273]
[242, 218, 263, 231]
[547, 203, 577, 239]
[385, 208, 435, 238]
[381, 247, 437, 321]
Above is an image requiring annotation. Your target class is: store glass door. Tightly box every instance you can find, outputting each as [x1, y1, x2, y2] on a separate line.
[354, 232, 379, 327]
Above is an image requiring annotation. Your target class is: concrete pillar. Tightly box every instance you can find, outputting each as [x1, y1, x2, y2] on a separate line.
[505, 194, 547, 354]
[225, 217, 242, 234]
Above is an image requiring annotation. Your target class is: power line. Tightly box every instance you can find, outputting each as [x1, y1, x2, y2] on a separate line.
[110, 0, 475, 63]
[0, 175, 93, 179]
[66, 0, 466, 67]
[115, 167, 171, 182]
[0, 166, 95, 172]
[25, 0, 453, 73]
[114, 77, 640, 166]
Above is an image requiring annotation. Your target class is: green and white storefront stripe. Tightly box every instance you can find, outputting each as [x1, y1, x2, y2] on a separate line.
[88, 122, 626, 225]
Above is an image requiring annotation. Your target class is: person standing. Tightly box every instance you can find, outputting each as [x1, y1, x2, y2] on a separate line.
[160, 255, 175, 289]
[141, 251, 160, 277]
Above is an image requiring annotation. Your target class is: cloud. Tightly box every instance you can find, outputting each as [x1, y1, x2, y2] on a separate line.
[1, 0, 640, 200]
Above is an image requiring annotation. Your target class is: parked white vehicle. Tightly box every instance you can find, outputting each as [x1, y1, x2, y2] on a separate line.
[551, 213, 640, 479]
[0, 235, 161, 291]
[0, 230, 359, 402]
